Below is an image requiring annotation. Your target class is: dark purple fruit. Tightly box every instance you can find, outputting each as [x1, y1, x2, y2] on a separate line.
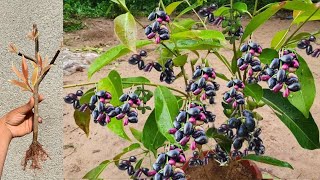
[237, 124, 248, 137]
[92, 110, 99, 120]
[253, 128, 261, 137]
[242, 110, 253, 117]
[160, 33, 170, 40]
[198, 77, 206, 88]
[240, 44, 248, 52]
[128, 57, 139, 65]
[121, 103, 130, 113]
[175, 130, 184, 142]
[76, 90, 84, 96]
[148, 12, 156, 21]
[209, 97, 215, 104]
[280, 54, 293, 63]
[140, 50, 147, 56]
[187, 107, 200, 116]
[96, 90, 106, 97]
[193, 69, 202, 79]
[153, 62, 162, 72]
[269, 58, 280, 69]
[127, 165, 135, 175]
[233, 138, 243, 150]
[158, 28, 169, 35]
[192, 130, 205, 139]
[195, 135, 208, 145]
[226, 80, 234, 88]
[108, 110, 117, 117]
[268, 78, 277, 89]
[64, 95, 74, 104]
[128, 116, 138, 123]
[252, 65, 262, 72]
[156, 11, 167, 19]
[266, 68, 275, 76]
[154, 173, 163, 180]
[183, 122, 193, 135]
[285, 77, 299, 85]
[118, 163, 128, 170]
[276, 69, 286, 82]
[167, 150, 179, 158]
[153, 163, 162, 171]
[145, 26, 152, 35]
[205, 90, 216, 96]
[190, 83, 198, 92]
[228, 117, 241, 129]
[244, 116, 255, 132]
[288, 82, 301, 92]
[119, 94, 128, 102]
[173, 172, 185, 179]
[152, 21, 160, 32]
[163, 164, 173, 177]
[73, 99, 81, 109]
[173, 120, 181, 129]
[138, 60, 145, 70]
[129, 93, 139, 100]
[309, 35, 316, 42]
[237, 58, 244, 67]
[129, 156, 137, 162]
[306, 45, 313, 55]
[244, 53, 252, 63]
[165, 59, 173, 68]
[156, 153, 166, 164]
[176, 111, 187, 122]
[297, 41, 307, 49]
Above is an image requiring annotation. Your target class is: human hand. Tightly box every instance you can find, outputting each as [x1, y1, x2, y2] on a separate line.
[1, 95, 44, 138]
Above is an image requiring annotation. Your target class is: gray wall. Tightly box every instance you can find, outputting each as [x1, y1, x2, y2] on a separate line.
[0, 0, 63, 179]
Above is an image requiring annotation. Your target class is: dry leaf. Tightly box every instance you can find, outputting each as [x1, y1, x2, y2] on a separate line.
[11, 63, 24, 80]
[31, 67, 39, 86]
[8, 43, 18, 53]
[21, 56, 29, 83]
[31, 61, 37, 68]
[41, 65, 51, 75]
[43, 55, 49, 68]
[9, 80, 30, 91]
[26, 31, 34, 40]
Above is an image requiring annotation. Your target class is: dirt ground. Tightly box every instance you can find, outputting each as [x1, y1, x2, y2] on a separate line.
[63, 16, 320, 179]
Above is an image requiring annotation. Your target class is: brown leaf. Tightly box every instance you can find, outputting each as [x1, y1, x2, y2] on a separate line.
[9, 80, 30, 91]
[8, 43, 18, 53]
[41, 65, 51, 75]
[21, 56, 29, 83]
[43, 55, 49, 68]
[31, 67, 39, 86]
[11, 63, 24, 80]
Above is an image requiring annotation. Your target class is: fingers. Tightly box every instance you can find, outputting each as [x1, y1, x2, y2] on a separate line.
[16, 94, 45, 114]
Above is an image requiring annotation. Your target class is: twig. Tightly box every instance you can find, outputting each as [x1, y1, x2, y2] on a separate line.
[17, 52, 36, 63]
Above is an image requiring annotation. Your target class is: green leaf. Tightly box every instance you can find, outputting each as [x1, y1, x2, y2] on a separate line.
[79, 88, 95, 104]
[233, 2, 248, 13]
[175, 39, 222, 50]
[114, 12, 137, 52]
[242, 3, 285, 41]
[88, 40, 151, 78]
[74, 109, 91, 137]
[166, 1, 184, 15]
[293, 9, 320, 24]
[121, 76, 151, 88]
[176, 1, 203, 18]
[288, 54, 315, 118]
[129, 127, 142, 142]
[172, 19, 197, 33]
[216, 72, 229, 81]
[172, 30, 225, 42]
[241, 155, 293, 169]
[154, 86, 179, 143]
[135, 158, 144, 169]
[271, 29, 288, 50]
[262, 89, 320, 149]
[113, 143, 141, 165]
[206, 127, 232, 152]
[142, 110, 166, 156]
[259, 48, 278, 64]
[231, 49, 242, 74]
[243, 84, 263, 102]
[98, 70, 131, 141]
[111, 0, 129, 11]
[214, 7, 230, 16]
[173, 54, 188, 66]
[83, 160, 111, 179]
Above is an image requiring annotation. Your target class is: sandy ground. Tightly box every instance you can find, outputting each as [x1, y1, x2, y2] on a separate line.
[63, 17, 320, 179]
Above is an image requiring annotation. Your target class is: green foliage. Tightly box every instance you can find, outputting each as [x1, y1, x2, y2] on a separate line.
[241, 155, 294, 169]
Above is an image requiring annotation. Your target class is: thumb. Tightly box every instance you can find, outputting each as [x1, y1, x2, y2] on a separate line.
[16, 95, 44, 114]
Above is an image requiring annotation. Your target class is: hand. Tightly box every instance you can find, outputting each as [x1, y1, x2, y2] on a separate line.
[1, 95, 44, 138]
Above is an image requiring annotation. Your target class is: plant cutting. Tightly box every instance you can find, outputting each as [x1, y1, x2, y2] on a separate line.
[64, 0, 320, 179]
[9, 24, 60, 170]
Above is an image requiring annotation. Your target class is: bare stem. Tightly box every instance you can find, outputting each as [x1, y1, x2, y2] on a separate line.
[17, 52, 36, 63]
[33, 24, 40, 142]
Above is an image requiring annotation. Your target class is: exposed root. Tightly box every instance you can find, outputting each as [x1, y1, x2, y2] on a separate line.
[22, 141, 49, 170]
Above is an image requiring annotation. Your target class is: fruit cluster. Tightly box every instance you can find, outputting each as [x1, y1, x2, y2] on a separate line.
[259, 50, 301, 97]
[198, 4, 220, 24]
[188, 151, 214, 167]
[220, 11, 243, 43]
[218, 110, 265, 157]
[118, 156, 139, 177]
[238, 42, 263, 84]
[223, 79, 245, 108]
[63, 89, 84, 110]
[149, 147, 186, 180]
[297, 35, 320, 58]
[145, 10, 170, 44]
[128, 50, 162, 72]
[213, 145, 230, 164]
[159, 59, 176, 84]
[186, 66, 219, 104]
[169, 103, 215, 150]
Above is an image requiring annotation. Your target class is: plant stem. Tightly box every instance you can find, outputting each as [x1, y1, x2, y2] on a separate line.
[63, 81, 189, 97]
[185, 0, 207, 29]
[17, 52, 36, 63]
[253, 0, 259, 16]
[281, 8, 319, 48]
[160, 42, 178, 57]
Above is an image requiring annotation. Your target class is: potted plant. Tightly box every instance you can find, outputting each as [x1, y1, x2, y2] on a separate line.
[64, 0, 320, 179]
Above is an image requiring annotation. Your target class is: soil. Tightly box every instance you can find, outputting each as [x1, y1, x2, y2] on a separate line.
[185, 160, 255, 180]
[63, 16, 320, 179]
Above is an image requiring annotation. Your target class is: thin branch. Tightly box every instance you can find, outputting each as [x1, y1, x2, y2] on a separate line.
[17, 52, 36, 62]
